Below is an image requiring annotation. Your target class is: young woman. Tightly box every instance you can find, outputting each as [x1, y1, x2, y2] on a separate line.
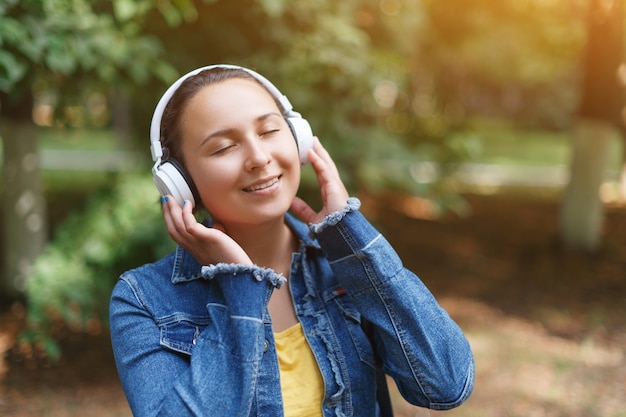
[109, 65, 474, 417]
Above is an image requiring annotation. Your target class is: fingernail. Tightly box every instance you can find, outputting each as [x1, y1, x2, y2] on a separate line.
[160, 197, 165, 204]
[183, 200, 187, 206]
[164, 196, 169, 203]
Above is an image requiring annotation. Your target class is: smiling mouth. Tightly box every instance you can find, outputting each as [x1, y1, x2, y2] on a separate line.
[243, 176, 280, 192]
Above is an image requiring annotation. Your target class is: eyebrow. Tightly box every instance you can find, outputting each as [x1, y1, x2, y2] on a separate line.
[199, 112, 283, 149]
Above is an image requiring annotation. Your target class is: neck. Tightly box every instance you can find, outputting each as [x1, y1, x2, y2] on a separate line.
[221, 217, 297, 272]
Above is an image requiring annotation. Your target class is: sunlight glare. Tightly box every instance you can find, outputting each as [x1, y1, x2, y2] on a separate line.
[379, 0, 401, 16]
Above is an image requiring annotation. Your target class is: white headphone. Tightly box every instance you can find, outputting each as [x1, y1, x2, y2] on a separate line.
[149, 64, 314, 208]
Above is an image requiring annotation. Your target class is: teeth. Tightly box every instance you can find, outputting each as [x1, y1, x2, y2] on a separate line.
[245, 177, 278, 192]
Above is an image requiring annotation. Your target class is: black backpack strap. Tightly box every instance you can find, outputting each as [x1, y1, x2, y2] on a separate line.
[362, 318, 394, 417]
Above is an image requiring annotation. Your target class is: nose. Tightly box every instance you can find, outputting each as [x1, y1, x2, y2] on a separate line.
[244, 138, 271, 171]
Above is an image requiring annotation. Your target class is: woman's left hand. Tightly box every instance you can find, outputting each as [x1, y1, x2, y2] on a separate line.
[290, 138, 349, 225]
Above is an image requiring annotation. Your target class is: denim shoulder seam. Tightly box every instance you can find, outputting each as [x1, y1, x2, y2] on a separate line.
[118, 273, 148, 310]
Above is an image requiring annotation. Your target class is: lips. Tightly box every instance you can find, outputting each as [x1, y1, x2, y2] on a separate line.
[243, 176, 280, 192]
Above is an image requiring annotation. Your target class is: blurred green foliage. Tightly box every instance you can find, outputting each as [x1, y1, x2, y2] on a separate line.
[0, 0, 186, 105]
[21, 174, 174, 359]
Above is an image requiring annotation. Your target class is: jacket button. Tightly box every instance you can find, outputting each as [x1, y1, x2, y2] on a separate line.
[263, 339, 269, 353]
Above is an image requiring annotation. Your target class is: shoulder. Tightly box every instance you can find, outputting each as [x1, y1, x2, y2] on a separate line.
[115, 246, 199, 297]
[119, 251, 178, 287]
[111, 249, 210, 317]
[111, 252, 177, 306]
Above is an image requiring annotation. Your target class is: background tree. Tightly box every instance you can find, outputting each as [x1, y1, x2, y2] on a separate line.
[384, 0, 590, 215]
[559, 0, 625, 251]
[411, 0, 625, 251]
[0, 0, 189, 301]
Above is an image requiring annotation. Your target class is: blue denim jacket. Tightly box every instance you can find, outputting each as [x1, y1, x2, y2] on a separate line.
[110, 198, 474, 416]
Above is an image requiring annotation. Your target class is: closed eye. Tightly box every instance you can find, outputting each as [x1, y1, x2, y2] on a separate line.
[260, 128, 280, 137]
[212, 143, 236, 155]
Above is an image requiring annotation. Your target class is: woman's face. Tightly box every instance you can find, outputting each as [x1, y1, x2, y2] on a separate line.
[179, 78, 301, 227]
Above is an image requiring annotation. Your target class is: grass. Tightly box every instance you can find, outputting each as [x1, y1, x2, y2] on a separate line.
[38, 127, 121, 151]
[391, 297, 626, 417]
[463, 117, 623, 169]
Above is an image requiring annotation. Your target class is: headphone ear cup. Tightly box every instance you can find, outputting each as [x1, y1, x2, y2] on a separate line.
[287, 117, 314, 164]
[153, 160, 199, 208]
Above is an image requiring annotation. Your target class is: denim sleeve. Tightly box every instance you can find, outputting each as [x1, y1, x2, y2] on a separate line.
[311, 198, 475, 410]
[109, 265, 283, 417]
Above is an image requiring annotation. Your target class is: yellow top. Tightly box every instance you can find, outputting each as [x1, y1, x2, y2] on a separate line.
[274, 322, 324, 417]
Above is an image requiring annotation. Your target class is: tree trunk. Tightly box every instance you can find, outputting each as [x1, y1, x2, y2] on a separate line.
[111, 89, 132, 149]
[559, 120, 616, 251]
[1, 119, 48, 300]
[560, 0, 624, 251]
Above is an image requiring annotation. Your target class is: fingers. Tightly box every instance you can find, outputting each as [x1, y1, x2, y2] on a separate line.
[290, 196, 318, 224]
[310, 138, 341, 179]
[181, 199, 200, 235]
[161, 196, 180, 239]
[307, 140, 337, 190]
[307, 139, 349, 214]
[162, 196, 201, 245]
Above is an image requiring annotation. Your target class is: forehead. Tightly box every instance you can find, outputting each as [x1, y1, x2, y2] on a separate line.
[179, 78, 283, 142]
[188, 78, 280, 114]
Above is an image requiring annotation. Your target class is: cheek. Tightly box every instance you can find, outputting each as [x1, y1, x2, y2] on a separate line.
[282, 163, 302, 202]
[186, 161, 230, 202]
[279, 135, 301, 166]
[197, 180, 233, 216]
[276, 138, 302, 182]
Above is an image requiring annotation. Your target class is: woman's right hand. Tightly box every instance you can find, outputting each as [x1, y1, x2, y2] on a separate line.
[162, 196, 253, 267]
